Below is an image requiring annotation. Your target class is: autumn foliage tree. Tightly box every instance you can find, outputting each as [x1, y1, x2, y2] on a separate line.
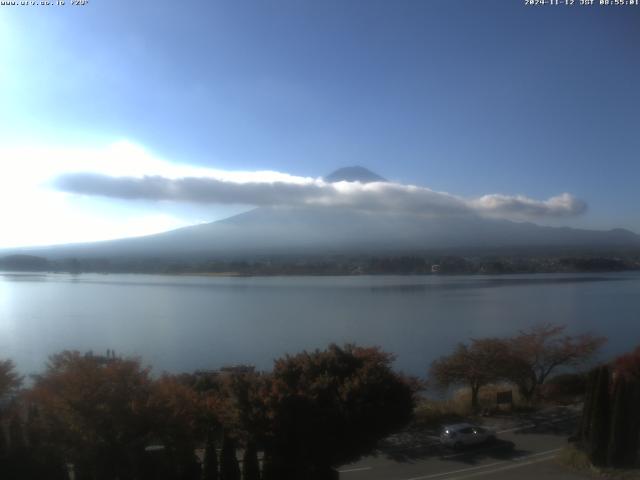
[27, 352, 223, 480]
[261, 344, 417, 480]
[146, 375, 204, 479]
[0, 359, 22, 397]
[506, 324, 605, 401]
[0, 360, 26, 479]
[218, 371, 269, 445]
[27, 351, 157, 479]
[430, 325, 605, 409]
[0, 358, 22, 460]
[614, 345, 640, 381]
[0, 357, 69, 480]
[429, 338, 512, 411]
[216, 371, 268, 480]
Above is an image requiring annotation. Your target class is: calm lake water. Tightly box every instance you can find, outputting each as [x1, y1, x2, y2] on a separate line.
[1, 272, 639, 378]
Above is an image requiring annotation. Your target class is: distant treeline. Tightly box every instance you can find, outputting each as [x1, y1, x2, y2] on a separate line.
[1, 252, 640, 275]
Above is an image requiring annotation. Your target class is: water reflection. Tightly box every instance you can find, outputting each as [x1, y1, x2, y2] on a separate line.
[0, 272, 48, 282]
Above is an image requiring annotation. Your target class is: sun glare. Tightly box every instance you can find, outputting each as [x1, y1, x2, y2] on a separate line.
[0, 141, 200, 248]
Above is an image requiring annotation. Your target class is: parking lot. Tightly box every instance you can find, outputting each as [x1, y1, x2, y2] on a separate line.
[338, 406, 588, 480]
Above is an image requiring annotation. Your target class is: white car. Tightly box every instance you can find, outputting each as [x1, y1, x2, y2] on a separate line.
[440, 423, 496, 448]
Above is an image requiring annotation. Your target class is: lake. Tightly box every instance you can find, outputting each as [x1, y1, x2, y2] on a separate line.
[1, 272, 639, 378]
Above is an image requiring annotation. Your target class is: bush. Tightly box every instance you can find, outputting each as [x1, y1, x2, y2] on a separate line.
[539, 373, 588, 403]
[452, 384, 524, 412]
[557, 445, 593, 471]
[412, 399, 467, 430]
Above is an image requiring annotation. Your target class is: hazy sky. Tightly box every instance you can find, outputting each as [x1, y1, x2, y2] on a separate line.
[1, 0, 639, 247]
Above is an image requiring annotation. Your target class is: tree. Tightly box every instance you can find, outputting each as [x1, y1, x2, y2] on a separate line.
[147, 375, 203, 479]
[614, 345, 640, 381]
[219, 432, 240, 480]
[0, 359, 22, 476]
[611, 345, 640, 466]
[28, 351, 155, 479]
[505, 324, 605, 401]
[202, 430, 219, 480]
[260, 449, 286, 480]
[587, 365, 610, 466]
[429, 338, 511, 411]
[242, 441, 260, 480]
[0, 359, 22, 397]
[218, 371, 269, 445]
[262, 344, 417, 479]
[607, 373, 627, 467]
[578, 361, 640, 469]
[216, 371, 267, 479]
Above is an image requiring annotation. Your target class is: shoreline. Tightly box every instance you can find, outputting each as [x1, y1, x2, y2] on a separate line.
[2, 268, 639, 278]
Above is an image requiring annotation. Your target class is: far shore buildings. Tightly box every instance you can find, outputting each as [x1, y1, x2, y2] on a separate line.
[193, 364, 256, 380]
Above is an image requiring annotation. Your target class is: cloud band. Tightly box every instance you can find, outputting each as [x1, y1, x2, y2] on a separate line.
[54, 172, 587, 219]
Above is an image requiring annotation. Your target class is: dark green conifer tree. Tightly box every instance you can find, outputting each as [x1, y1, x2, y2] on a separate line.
[578, 367, 599, 443]
[588, 365, 610, 466]
[622, 381, 640, 466]
[220, 433, 241, 480]
[202, 432, 219, 480]
[0, 416, 8, 478]
[259, 451, 276, 480]
[607, 375, 627, 467]
[242, 441, 260, 480]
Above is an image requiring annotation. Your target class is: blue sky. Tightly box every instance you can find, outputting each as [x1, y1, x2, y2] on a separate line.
[1, 0, 639, 247]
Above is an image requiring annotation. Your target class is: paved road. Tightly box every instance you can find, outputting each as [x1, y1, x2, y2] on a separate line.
[339, 410, 587, 480]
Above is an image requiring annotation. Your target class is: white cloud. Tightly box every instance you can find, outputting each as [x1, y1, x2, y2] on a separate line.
[0, 140, 588, 248]
[53, 171, 587, 218]
[470, 192, 587, 217]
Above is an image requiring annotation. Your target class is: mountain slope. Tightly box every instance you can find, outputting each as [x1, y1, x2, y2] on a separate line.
[9, 205, 640, 260]
[4, 167, 640, 260]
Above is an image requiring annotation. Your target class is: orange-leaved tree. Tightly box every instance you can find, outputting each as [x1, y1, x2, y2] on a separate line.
[28, 351, 155, 479]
